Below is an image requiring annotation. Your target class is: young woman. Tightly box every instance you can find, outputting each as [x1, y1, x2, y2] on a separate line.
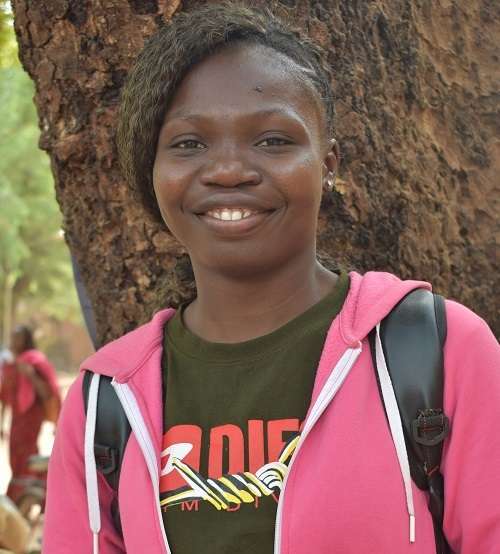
[43, 4, 500, 553]
[0, 325, 60, 501]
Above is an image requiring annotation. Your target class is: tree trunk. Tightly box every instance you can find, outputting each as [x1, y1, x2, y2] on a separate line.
[11, 0, 499, 344]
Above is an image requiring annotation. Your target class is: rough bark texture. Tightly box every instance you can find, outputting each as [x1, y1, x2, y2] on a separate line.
[12, 0, 499, 344]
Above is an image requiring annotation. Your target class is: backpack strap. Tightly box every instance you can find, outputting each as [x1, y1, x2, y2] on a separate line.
[369, 289, 451, 554]
[82, 371, 131, 535]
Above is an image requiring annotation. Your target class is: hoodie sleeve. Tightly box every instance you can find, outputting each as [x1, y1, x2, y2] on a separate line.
[441, 300, 500, 553]
[43, 372, 125, 553]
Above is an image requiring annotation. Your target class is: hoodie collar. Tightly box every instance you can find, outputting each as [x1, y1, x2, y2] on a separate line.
[80, 271, 431, 381]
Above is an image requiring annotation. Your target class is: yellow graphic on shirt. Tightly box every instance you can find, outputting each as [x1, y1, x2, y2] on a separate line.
[160, 434, 299, 511]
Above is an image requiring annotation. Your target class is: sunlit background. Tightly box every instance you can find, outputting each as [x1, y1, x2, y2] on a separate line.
[0, 0, 93, 495]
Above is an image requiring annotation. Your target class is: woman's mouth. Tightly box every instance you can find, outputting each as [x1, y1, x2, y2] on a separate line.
[196, 206, 276, 235]
[205, 207, 260, 221]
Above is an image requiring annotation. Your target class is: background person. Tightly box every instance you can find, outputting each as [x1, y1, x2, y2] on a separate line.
[0, 325, 60, 502]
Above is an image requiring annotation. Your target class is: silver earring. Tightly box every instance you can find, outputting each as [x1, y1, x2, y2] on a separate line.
[326, 171, 335, 191]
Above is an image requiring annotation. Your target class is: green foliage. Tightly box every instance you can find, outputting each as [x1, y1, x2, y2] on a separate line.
[0, 25, 81, 329]
[0, 1, 18, 68]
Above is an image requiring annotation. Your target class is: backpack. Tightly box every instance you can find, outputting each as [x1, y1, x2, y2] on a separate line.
[82, 288, 451, 553]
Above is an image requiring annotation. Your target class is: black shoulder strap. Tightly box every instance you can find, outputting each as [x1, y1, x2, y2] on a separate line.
[370, 289, 451, 554]
[82, 371, 131, 535]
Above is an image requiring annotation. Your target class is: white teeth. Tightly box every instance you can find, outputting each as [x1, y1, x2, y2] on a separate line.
[206, 208, 257, 221]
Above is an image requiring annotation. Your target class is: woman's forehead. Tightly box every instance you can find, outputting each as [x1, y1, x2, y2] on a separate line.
[163, 43, 325, 131]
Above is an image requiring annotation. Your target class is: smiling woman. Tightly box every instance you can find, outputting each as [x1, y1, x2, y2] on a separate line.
[42, 3, 500, 554]
[151, 43, 338, 327]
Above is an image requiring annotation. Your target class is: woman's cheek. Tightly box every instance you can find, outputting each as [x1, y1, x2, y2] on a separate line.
[282, 159, 323, 206]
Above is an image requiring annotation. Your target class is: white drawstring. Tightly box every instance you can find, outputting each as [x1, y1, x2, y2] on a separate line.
[375, 324, 416, 543]
[84, 373, 101, 554]
[83, 336, 413, 551]
[274, 345, 362, 554]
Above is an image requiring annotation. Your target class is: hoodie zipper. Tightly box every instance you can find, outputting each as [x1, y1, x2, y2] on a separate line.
[111, 380, 171, 554]
[273, 344, 362, 554]
[109, 345, 361, 554]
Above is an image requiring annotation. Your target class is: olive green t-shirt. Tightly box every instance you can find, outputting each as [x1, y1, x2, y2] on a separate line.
[160, 271, 349, 554]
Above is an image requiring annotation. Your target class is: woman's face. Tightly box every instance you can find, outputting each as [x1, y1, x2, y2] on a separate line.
[153, 44, 337, 278]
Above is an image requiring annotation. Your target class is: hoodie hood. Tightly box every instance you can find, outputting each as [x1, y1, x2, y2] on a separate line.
[80, 271, 431, 381]
[339, 271, 431, 346]
[80, 308, 176, 381]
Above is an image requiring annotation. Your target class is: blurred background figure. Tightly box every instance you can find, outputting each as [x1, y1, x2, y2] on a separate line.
[0, 325, 60, 503]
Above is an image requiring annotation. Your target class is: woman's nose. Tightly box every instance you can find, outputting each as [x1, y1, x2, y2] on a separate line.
[199, 158, 261, 188]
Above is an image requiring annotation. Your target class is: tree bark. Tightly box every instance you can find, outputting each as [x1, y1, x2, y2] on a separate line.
[11, 0, 499, 344]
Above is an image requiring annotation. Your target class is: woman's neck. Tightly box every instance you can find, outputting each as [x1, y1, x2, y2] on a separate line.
[183, 256, 338, 343]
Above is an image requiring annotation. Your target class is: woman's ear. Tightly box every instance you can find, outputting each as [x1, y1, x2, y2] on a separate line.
[322, 138, 340, 190]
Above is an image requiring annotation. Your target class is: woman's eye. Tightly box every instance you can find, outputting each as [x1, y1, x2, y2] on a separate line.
[256, 137, 293, 147]
[171, 139, 206, 150]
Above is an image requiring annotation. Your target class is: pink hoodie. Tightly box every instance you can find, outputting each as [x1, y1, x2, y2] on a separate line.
[43, 271, 500, 553]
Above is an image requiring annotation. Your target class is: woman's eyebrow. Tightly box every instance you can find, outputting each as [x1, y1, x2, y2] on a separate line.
[163, 107, 306, 126]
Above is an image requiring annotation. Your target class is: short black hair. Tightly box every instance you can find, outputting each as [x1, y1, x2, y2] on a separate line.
[116, 1, 335, 222]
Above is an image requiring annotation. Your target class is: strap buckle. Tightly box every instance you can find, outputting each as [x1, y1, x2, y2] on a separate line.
[412, 410, 450, 447]
[94, 443, 118, 475]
